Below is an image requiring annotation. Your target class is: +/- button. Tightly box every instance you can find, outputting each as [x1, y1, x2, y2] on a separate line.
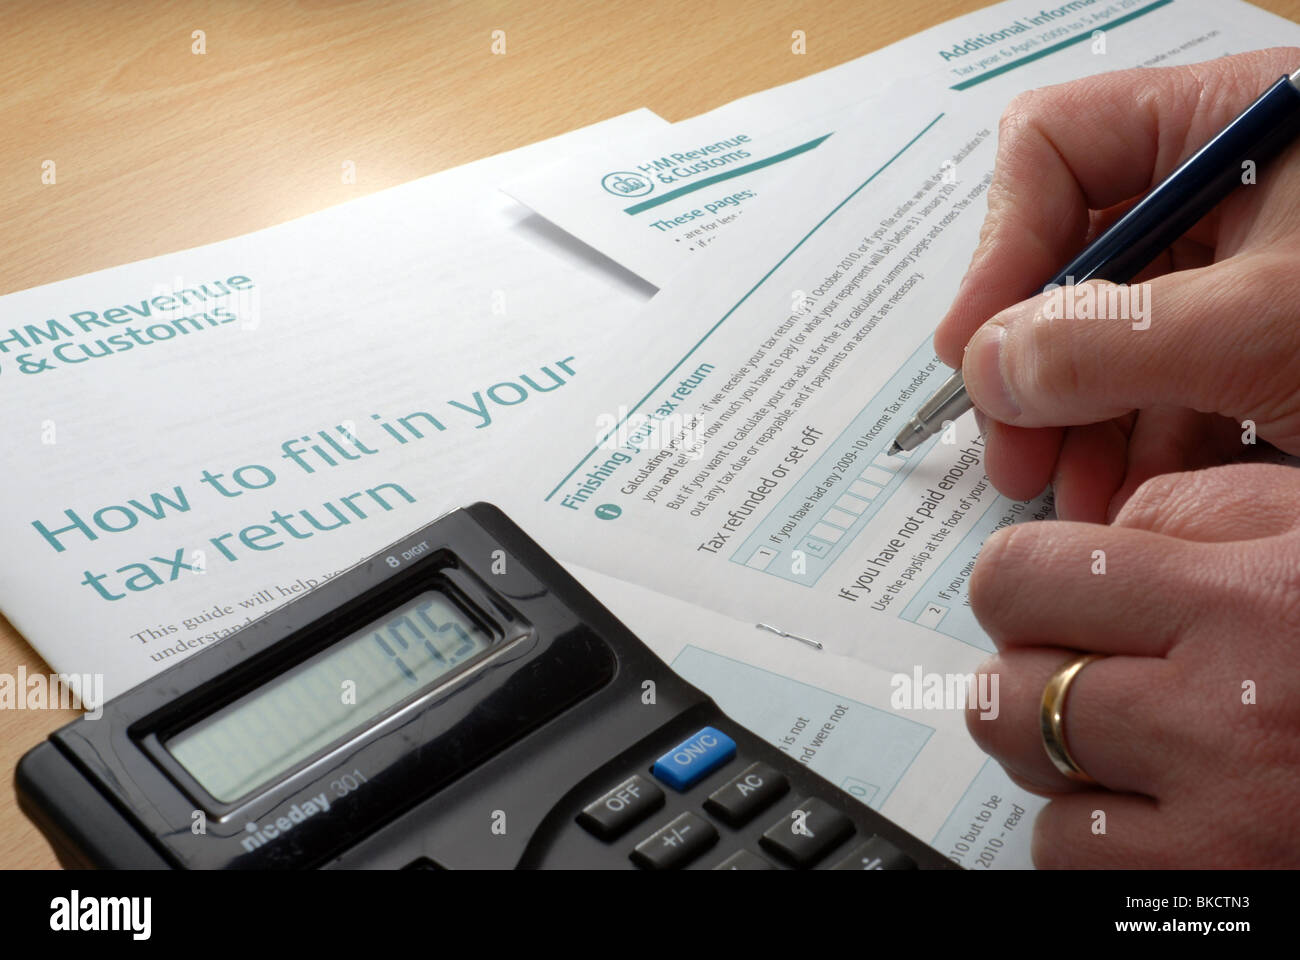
[760, 796, 854, 867]
[630, 813, 718, 870]
[705, 761, 787, 827]
[651, 726, 736, 791]
[577, 775, 664, 841]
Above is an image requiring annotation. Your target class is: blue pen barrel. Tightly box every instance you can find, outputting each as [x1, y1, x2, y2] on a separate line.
[1050, 74, 1300, 288]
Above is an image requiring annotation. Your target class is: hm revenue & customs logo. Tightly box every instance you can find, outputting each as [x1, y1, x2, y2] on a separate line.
[601, 171, 653, 198]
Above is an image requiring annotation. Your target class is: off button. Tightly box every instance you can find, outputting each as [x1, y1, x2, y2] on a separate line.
[652, 726, 737, 791]
[577, 775, 664, 841]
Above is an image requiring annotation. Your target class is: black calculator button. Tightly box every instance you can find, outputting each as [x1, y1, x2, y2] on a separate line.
[713, 850, 774, 870]
[630, 813, 718, 870]
[577, 775, 664, 841]
[759, 797, 854, 867]
[704, 761, 788, 827]
[832, 836, 918, 870]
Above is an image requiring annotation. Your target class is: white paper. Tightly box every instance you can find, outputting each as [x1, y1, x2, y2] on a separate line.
[0, 108, 668, 702]
[506, 0, 1298, 285]
[504, 108, 845, 288]
[523, 0, 1300, 866]
[566, 561, 1045, 867]
[530, 88, 1053, 866]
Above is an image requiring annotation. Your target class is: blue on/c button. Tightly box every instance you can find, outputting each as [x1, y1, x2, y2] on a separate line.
[652, 726, 737, 791]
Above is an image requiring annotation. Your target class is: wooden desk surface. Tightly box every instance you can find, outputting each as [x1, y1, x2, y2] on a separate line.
[3, 0, 1297, 869]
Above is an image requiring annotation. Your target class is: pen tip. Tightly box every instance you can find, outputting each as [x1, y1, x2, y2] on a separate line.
[886, 441, 902, 456]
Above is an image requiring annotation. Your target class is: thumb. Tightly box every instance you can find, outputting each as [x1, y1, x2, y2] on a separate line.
[961, 254, 1300, 448]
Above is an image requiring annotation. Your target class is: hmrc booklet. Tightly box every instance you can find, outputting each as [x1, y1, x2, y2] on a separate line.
[0, 107, 666, 699]
[510, 0, 1297, 287]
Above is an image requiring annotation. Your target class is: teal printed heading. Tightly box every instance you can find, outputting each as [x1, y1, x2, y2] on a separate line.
[630, 135, 753, 187]
[26, 356, 580, 603]
[0, 274, 256, 375]
[937, 0, 1100, 60]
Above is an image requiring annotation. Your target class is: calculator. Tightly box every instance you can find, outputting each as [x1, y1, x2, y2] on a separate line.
[17, 503, 956, 870]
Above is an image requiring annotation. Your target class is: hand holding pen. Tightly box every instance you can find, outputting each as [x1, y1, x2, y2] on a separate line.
[896, 48, 1300, 522]
[923, 49, 1300, 869]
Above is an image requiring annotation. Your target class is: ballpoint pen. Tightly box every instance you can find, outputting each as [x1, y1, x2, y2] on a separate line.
[889, 66, 1300, 455]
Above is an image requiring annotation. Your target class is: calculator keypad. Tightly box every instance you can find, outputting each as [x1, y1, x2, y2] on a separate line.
[567, 723, 934, 869]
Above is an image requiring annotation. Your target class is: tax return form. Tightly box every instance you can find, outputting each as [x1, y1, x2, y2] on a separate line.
[508, 0, 1296, 288]
[515, 0, 1300, 867]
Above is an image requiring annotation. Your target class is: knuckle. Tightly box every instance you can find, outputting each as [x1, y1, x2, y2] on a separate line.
[1030, 802, 1071, 869]
[1017, 304, 1082, 409]
[963, 657, 1002, 746]
[1119, 463, 1300, 534]
[1250, 538, 1300, 633]
[974, 207, 1001, 249]
[987, 88, 1060, 234]
[963, 693, 991, 747]
[1223, 257, 1300, 430]
[999, 89, 1047, 133]
[969, 523, 1035, 629]
[1113, 471, 1192, 530]
[995, 91, 1050, 174]
[1220, 47, 1300, 99]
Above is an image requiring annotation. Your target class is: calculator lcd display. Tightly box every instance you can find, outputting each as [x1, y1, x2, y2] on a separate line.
[167, 590, 491, 802]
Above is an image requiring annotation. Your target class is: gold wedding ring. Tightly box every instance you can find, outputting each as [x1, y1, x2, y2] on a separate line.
[1040, 653, 1104, 784]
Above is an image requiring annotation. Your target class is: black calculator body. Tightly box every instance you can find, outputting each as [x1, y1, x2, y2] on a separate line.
[17, 503, 955, 870]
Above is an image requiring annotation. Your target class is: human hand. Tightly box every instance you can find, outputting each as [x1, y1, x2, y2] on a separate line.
[965, 462, 1300, 867]
[934, 48, 1300, 521]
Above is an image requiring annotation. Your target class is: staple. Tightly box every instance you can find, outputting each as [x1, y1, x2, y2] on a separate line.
[755, 621, 822, 650]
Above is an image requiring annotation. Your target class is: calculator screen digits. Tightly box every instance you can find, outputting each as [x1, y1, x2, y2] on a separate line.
[168, 590, 491, 802]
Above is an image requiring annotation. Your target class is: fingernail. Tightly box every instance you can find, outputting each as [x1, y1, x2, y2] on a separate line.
[965, 323, 1020, 420]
